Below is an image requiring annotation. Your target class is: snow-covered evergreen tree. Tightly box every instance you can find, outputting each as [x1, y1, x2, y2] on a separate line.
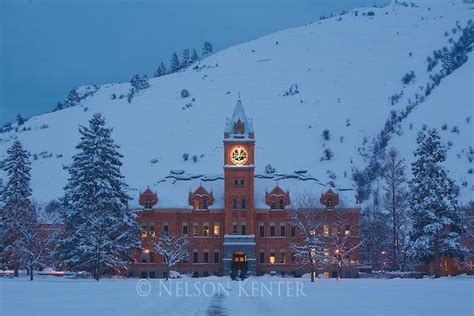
[409, 129, 467, 277]
[153, 62, 167, 78]
[191, 48, 199, 63]
[57, 113, 141, 280]
[170, 52, 180, 73]
[202, 41, 213, 57]
[64, 88, 82, 108]
[0, 140, 35, 277]
[127, 74, 150, 103]
[182, 48, 190, 68]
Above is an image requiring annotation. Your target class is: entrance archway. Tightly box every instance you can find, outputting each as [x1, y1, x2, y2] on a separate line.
[231, 252, 248, 275]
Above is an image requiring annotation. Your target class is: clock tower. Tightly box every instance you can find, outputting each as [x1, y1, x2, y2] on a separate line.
[223, 98, 257, 275]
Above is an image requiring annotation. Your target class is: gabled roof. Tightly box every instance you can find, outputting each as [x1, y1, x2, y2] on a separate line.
[224, 98, 254, 135]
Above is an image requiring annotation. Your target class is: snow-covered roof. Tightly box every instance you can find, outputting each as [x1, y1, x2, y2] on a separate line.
[224, 98, 254, 136]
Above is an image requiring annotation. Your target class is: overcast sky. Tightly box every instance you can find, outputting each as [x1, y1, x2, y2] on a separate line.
[0, 0, 388, 125]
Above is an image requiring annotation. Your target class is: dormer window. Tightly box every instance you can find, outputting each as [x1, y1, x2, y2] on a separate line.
[189, 185, 214, 210]
[139, 189, 158, 209]
[265, 186, 290, 210]
[320, 189, 340, 209]
[327, 199, 334, 209]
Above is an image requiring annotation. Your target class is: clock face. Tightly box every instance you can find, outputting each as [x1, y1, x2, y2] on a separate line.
[230, 146, 248, 165]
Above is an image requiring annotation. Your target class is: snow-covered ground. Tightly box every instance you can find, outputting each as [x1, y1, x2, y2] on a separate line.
[1, 276, 473, 316]
[0, 0, 472, 208]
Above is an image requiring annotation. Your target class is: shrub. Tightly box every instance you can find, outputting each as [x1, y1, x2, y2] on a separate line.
[182, 153, 189, 161]
[401, 71, 416, 84]
[265, 164, 276, 174]
[181, 89, 190, 98]
[192, 155, 198, 163]
[321, 129, 331, 141]
[320, 148, 333, 161]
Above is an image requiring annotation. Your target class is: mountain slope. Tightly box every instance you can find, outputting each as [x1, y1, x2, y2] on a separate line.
[1, 0, 472, 207]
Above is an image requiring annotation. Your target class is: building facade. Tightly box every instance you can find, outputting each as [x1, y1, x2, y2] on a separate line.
[131, 100, 361, 278]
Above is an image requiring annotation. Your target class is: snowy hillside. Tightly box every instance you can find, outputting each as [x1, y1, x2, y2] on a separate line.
[0, 0, 472, 207]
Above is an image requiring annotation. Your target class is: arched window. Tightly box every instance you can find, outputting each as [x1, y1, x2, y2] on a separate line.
[271, 201, 276, 209]
[279, 199, 284, 209]
[202, 198, 208, 209]
[232, 198, 238, 210]
[241, 198, 247, 210]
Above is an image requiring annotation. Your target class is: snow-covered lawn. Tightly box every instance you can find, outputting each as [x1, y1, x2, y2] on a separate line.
[1, 276, 473, 316]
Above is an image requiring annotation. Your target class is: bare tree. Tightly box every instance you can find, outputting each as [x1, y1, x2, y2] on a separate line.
[383, 148, 410, 271]
[322, 211, 361, 279]
[288, 193, 324, 282]
[152, 233, 190, 281]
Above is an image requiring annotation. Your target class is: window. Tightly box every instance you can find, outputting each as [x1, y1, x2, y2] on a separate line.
[204, 251, 209, 263]
[323, 225, 329, 236]
[232, 199, 238, 210]
[141, 251, 148, 263]
[234, 179, 239, 186]
[271, 201, 276, 209]
[269, 251, 275, 264]
[213, 224, 220, 236]
[324, 248, 329, 257]
[214, 251, 220, 263]
[327, 199, 334, 208]
[344, 225, 351, 235]
[150, 252, 155, 263]
[291, 225, 296, 237]
[183, 224, 188, 236]
[279, 199, 284, 209]
[232, 222, 238, 235]
[332, 225, 339, 234]
[280, 225, 286, 237]
[240, 180, 245, 186]
[203, 223, 209, 237]
[241, 223, 246, 235]
[145, 197, 153, 209]
[194, 200, 200, 209]
[193, 223, 198, 236]
[202, 199, 208, 209]
[193, 251, 199, 263]
[141, 224, 147, 238]
[163, 223, 169, 235]
[149, 224, 155, 237]
[270, 224, 275, 237]
[149, 271, 155, 279]
[241, 198, 247, 210]
[259, 224, 265, 237]
[141, 271, 147, 278]
[259, 251, 265, 264]
[280, 251, 286, 264]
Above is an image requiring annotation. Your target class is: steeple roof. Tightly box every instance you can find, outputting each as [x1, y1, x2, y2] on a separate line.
[224, 98, 254, 135]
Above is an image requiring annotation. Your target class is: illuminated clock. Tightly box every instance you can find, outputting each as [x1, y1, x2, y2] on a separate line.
[230, 146, 248, 165]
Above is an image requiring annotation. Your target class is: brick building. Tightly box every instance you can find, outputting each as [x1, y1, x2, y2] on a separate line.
[131, 99, 361, 278]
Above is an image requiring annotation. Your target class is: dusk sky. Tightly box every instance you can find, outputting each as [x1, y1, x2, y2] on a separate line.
[0, 0, 387, 125]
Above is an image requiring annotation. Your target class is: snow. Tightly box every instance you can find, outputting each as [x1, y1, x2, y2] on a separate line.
[1, 275, 473, 315]
[0, 0, 472, 208]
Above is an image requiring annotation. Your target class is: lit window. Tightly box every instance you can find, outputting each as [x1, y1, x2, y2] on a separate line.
[280, 251, 286, 264]
[193, 223, 198, 236]
[323, 225, 329, 236]
[194, 200, 200, 209]
[269, 251, 276, 264]
[141, 224, 147, 238]
[344, 225, 351, 235]
[213, 224, 220, 236]
[145, 197, 153, 209]
[324, 248, 329, 256]
[203, 224, 209, 237]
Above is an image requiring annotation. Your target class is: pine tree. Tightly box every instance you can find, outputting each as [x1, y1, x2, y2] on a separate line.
[16, 114, 25, 126]
[191, 49, 199, 63]
[181, 48, 190, 68]
[202, 41, 213, 57]
[170, 52, 180, 73]
[153, 62, 167, 78]
[64, 88, 82, 108]
[409, 129, 467, 277]
[58, 113, 141, 280]
[0, 140, 35, 277]
[127, 74, 150, 103]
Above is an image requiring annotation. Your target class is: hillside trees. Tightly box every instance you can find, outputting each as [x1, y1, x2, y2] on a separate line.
[170, 52, 180, 73]
[153, 62, 167, 78]
[202, 41, 213, 57]
[57, 113, 141, 280]
[409, 129, 467, 277]
[127, 74, 150, 103]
